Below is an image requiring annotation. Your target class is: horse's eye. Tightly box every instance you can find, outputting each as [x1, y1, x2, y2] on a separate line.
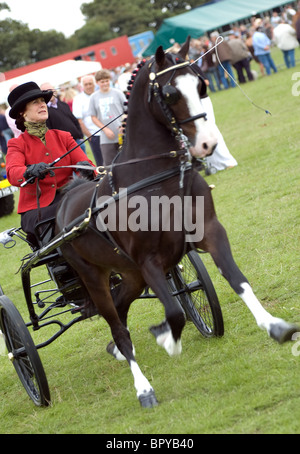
[162, 84, 181, 105]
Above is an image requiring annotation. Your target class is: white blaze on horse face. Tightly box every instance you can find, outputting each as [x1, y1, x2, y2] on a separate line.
[175, 73, 218, 157]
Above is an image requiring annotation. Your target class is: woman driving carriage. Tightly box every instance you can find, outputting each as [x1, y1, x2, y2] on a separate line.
[5, 81, 95, 245]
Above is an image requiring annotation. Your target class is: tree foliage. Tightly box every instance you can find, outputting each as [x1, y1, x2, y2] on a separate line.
[0, 0, 209, 71]
[72, 19, 117, 49]
[0, 19, 33, 70]
[29, 29, 72, 62]
[0, 19, 71, 72]
[0, 2, 9, 12]
[80, 0, 208, 39]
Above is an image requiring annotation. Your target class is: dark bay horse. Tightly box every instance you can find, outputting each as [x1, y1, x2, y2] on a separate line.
[55, 38, 298, 407]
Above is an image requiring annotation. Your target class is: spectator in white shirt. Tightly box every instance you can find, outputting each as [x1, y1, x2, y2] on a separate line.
[72, 75, 103, 165]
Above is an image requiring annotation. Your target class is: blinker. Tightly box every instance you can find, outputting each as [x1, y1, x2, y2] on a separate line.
[162, 84, 181, 105]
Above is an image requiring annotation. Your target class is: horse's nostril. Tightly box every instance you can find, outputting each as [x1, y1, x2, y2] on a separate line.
[203, 142, 208, 150]
[206, 143, 217, 157]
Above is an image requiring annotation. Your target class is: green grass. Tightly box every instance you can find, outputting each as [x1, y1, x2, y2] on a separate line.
[0, 47, 299, 434]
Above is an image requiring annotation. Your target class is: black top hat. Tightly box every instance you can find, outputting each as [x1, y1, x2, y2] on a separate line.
[8, 81, 53, 119]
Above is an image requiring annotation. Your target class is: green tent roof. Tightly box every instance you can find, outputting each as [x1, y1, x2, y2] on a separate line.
[144, 0, 292, 55]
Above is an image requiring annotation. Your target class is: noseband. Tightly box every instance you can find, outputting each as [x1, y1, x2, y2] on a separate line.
[148, 56, 207, 138]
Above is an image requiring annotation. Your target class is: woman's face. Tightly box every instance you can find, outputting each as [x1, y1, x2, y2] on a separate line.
[23, 97, 48, 122]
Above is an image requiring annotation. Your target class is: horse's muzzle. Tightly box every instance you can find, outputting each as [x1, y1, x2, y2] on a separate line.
[189, 139, 218, 158]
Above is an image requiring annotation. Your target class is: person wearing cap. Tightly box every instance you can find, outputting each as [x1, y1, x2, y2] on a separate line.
[5, 81, 95, 245]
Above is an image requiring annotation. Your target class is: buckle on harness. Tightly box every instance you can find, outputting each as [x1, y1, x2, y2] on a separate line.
[96, 166, 107, 175]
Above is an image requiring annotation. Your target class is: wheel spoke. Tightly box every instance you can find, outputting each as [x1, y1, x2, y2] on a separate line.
[168, 252, 224, 337]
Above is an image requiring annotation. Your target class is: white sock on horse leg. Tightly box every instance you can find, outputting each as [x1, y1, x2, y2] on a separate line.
[239, 282, 282, 332]
[130, 360, 153, 397]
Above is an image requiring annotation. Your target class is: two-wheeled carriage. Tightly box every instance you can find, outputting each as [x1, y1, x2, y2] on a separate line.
[0, 220, 223, 407]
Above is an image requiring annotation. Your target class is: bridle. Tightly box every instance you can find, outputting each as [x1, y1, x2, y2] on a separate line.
[105, 55, 208, 193]
[147, 55, 208, 140]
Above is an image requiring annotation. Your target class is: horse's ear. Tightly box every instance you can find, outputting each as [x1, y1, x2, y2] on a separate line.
[155, 45, 165, 67]
[178, 36, 191, 61]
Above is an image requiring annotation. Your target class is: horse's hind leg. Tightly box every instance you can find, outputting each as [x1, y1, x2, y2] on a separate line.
[199, 219, 299, 343]
[141, 260, 186, 356]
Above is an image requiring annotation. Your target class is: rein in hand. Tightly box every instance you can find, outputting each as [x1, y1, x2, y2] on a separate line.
[20, 113, 124, 187]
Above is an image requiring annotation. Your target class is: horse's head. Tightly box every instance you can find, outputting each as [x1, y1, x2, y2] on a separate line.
[147, 38, 218, 158]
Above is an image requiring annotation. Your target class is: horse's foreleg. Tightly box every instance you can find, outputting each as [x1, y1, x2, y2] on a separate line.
[107, 271, 146, 360]
[106, 318, 157, 406]
[200, 219, 299, 343]
[130, 360, 158, 407]
[59, 251, 157, 407]
[108, 319, 157, 406]
[102, 272, 158, 406]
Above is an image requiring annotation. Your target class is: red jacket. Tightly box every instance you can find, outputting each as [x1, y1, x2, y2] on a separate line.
[6, 129, 95, 213]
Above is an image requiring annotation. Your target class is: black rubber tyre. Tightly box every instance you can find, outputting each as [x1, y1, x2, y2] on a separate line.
[169, 251, 224, 338]
[0, 194, 14, 217]
[0, 295, 51, 406]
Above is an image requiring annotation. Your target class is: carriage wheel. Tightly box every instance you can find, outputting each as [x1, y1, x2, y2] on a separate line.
[0, 295, 51, 406]
[169, 251, 224, 338]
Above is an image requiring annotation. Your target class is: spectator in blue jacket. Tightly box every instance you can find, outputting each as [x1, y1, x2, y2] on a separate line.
[252, 19, 277, 75]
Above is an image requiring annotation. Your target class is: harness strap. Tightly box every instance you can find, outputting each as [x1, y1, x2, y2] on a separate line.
[92, 162, 193, 261]
[62, 164, 193, 235]
[47, 150, 187, 176]
[155, 61, 190, 77]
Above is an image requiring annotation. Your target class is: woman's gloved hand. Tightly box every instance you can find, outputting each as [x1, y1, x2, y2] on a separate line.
[75, 161, 95, 180]
[23, 162, 53, 182]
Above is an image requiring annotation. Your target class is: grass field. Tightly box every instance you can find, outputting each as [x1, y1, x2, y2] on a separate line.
[0, 47, 299, 434]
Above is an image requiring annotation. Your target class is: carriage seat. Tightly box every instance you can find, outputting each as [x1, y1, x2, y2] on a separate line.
[34, 216, 57, 248]
[33, 217, 87, 304]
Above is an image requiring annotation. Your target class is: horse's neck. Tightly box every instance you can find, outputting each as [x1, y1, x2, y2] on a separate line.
[120, 123, 177, 180]
[123, 109, 178, 158]
[115, 77, 182, 182]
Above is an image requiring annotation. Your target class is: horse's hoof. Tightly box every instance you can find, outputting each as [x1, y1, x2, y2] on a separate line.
[106, 340, 115, 356]
[269, 322, 300, 344]
[149, 320, 170, 339]
[106, 341, 126, 360]
[139, 390, 158, 408]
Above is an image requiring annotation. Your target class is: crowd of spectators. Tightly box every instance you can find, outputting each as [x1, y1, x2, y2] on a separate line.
[185, 4, 300, 92]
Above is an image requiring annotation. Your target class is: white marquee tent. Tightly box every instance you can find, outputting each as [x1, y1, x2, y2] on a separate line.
[0, 60, 102, 104]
